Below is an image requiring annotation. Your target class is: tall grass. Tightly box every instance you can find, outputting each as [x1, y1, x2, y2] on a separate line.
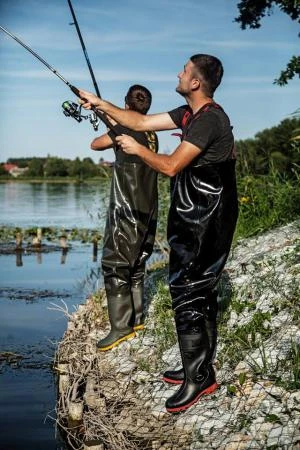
[235, 169, 300, 240]
[157, 168, 300, 243]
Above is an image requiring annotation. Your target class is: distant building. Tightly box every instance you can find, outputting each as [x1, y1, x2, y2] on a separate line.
[3, 163, 18, 172]
[3, 163, 28, 177]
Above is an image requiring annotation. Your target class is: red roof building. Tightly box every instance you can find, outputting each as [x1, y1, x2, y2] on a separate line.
[3, 163, 18, 172]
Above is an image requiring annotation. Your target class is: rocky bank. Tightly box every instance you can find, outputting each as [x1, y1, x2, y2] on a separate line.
[54, 221, 300, 450]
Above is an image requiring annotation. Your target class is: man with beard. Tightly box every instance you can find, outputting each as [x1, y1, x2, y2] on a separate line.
[78, 54, 238, 413]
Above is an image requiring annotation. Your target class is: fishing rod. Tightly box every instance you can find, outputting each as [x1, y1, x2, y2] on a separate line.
[66, 0, 101, 131]
[0, 25, 115, 133]
[67, 0, 101, 99]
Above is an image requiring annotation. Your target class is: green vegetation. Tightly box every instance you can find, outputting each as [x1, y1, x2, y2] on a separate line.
[234, 0, 300, 85]
[235, 118, 300, 176]
[235, 169, 300, 239]
[0, 226, 102, 244]
[147, 281, 176, 356]
[234, 117, 300, 239]
[218, 310, 272, 368]
[1, 156, 112, 180]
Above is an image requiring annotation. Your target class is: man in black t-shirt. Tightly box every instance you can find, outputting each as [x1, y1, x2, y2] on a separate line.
[90, 85, 158, 352]
[78, 54, 238, 413]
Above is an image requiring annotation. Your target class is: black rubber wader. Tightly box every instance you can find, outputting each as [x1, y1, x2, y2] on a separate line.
[165, 159, 238, 411]
[163, 293, 218, 385]
[97, 161, 158, 351]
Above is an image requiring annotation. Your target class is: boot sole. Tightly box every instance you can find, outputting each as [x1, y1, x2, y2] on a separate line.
[166, 382, 218, 413]
[133, 324, 145, 332]
[97, 332, 136, 352]
[162, 376, 183, 385]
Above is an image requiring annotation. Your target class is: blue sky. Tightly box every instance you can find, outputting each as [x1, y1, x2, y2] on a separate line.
[0, 0, 299, 163]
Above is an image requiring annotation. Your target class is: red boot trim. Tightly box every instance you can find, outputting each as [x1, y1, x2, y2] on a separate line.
[162, 376, 183, 385]
[166, 382, 218, 413]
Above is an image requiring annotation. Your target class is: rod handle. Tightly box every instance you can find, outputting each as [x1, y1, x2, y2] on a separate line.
[70, 85, 80, 96]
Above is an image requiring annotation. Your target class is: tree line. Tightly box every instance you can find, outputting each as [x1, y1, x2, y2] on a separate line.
[235, 116, 300, 177]
[0, 156, 112, 179]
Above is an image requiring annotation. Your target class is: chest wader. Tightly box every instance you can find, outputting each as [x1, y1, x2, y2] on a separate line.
[97, 161, 158, 351]
[165, 152, 238, 412]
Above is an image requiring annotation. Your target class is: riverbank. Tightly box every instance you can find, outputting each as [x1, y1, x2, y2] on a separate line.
[54, 220, 300, 450]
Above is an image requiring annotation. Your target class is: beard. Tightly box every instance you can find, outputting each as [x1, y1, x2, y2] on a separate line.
[176, 83, 188, 97]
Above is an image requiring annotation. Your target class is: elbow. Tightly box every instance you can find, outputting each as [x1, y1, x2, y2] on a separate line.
[161, 164, 179, 178]
[163, 167, 176, 177]
[90, 140, 98, 151]
[163, 159, 180, 177]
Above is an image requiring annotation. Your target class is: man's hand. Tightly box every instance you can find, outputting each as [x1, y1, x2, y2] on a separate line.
[116, 134, 142, 155]
[78, 89, 102, 109]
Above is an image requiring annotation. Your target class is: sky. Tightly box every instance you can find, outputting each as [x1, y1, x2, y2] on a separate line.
[0, 0, 299, 163]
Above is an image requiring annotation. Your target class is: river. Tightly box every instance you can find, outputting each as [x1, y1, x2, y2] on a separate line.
[0, 180, 110, 229]
[0, 181, 109, 450]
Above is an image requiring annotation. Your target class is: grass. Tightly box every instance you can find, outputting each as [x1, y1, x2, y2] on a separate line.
[145, 281, 176, 358]
[234, 170, 300, 241]
[218, 310, 272, 368]
[157, 168, 300, 244]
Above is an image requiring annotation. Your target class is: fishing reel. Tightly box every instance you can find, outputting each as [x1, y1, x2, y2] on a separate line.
[62, 100, 100, 131]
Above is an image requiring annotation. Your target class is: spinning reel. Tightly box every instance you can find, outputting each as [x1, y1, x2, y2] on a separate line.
[62, 100, 100, 131]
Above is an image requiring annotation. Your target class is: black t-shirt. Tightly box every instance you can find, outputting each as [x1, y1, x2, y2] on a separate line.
[168, 104, 234, 164]
[108, 124, 158, 163]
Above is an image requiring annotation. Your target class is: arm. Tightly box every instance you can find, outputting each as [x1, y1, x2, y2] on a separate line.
[78, 88, 177, 132]
[90, 133, 114, 151]
[115, 134, 202, 177]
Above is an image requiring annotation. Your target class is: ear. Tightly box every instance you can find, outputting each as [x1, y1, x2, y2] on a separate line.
[191, 78, 201, 91]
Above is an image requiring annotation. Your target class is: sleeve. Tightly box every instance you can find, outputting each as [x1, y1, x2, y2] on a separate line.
[168, 105, 189, 129]
[183, 112, 219, 151]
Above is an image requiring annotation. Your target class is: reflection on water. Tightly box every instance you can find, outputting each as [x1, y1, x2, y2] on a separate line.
[0, 245, 102, 449]
[13, 246, 96, 268]
[0, 181, 110, 229]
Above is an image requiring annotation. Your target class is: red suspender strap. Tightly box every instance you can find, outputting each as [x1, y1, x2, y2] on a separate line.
[182, 110, 191, 127]
[172, 103, 222, 140]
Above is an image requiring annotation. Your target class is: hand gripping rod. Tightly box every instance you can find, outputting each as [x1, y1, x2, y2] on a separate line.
[0, 25, 115, 133]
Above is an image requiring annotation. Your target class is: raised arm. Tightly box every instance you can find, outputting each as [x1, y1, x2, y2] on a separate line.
[116, 135, 202, 177]
[78, 88, 177, 132]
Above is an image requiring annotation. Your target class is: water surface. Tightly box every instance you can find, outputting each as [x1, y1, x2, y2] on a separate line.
[0, 244, 102, 449]
[0, 181, 110, 229]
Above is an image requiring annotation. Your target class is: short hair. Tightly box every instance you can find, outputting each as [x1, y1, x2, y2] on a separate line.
[125, 84, 152, 114]
[190, 54, 223, 97]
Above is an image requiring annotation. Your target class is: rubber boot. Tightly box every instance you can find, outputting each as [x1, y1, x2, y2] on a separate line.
[163, 297, 218, 385]
[130, 262, 146, 332]
[165, 332, 218, 413]
[163, 318, 217, 384]
[131, 283, 145, 331]
[97, 284, 135, 351]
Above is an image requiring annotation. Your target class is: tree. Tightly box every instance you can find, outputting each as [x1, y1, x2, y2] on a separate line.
[81, 157, 98, 177]
[235, 0, 300, 85]
[27, 158, 45, 177]
[235, 117, 300, 176]
[68, 157, 82, 178]
[0, 164, 8, 177]
[44, 157, 69, 177]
